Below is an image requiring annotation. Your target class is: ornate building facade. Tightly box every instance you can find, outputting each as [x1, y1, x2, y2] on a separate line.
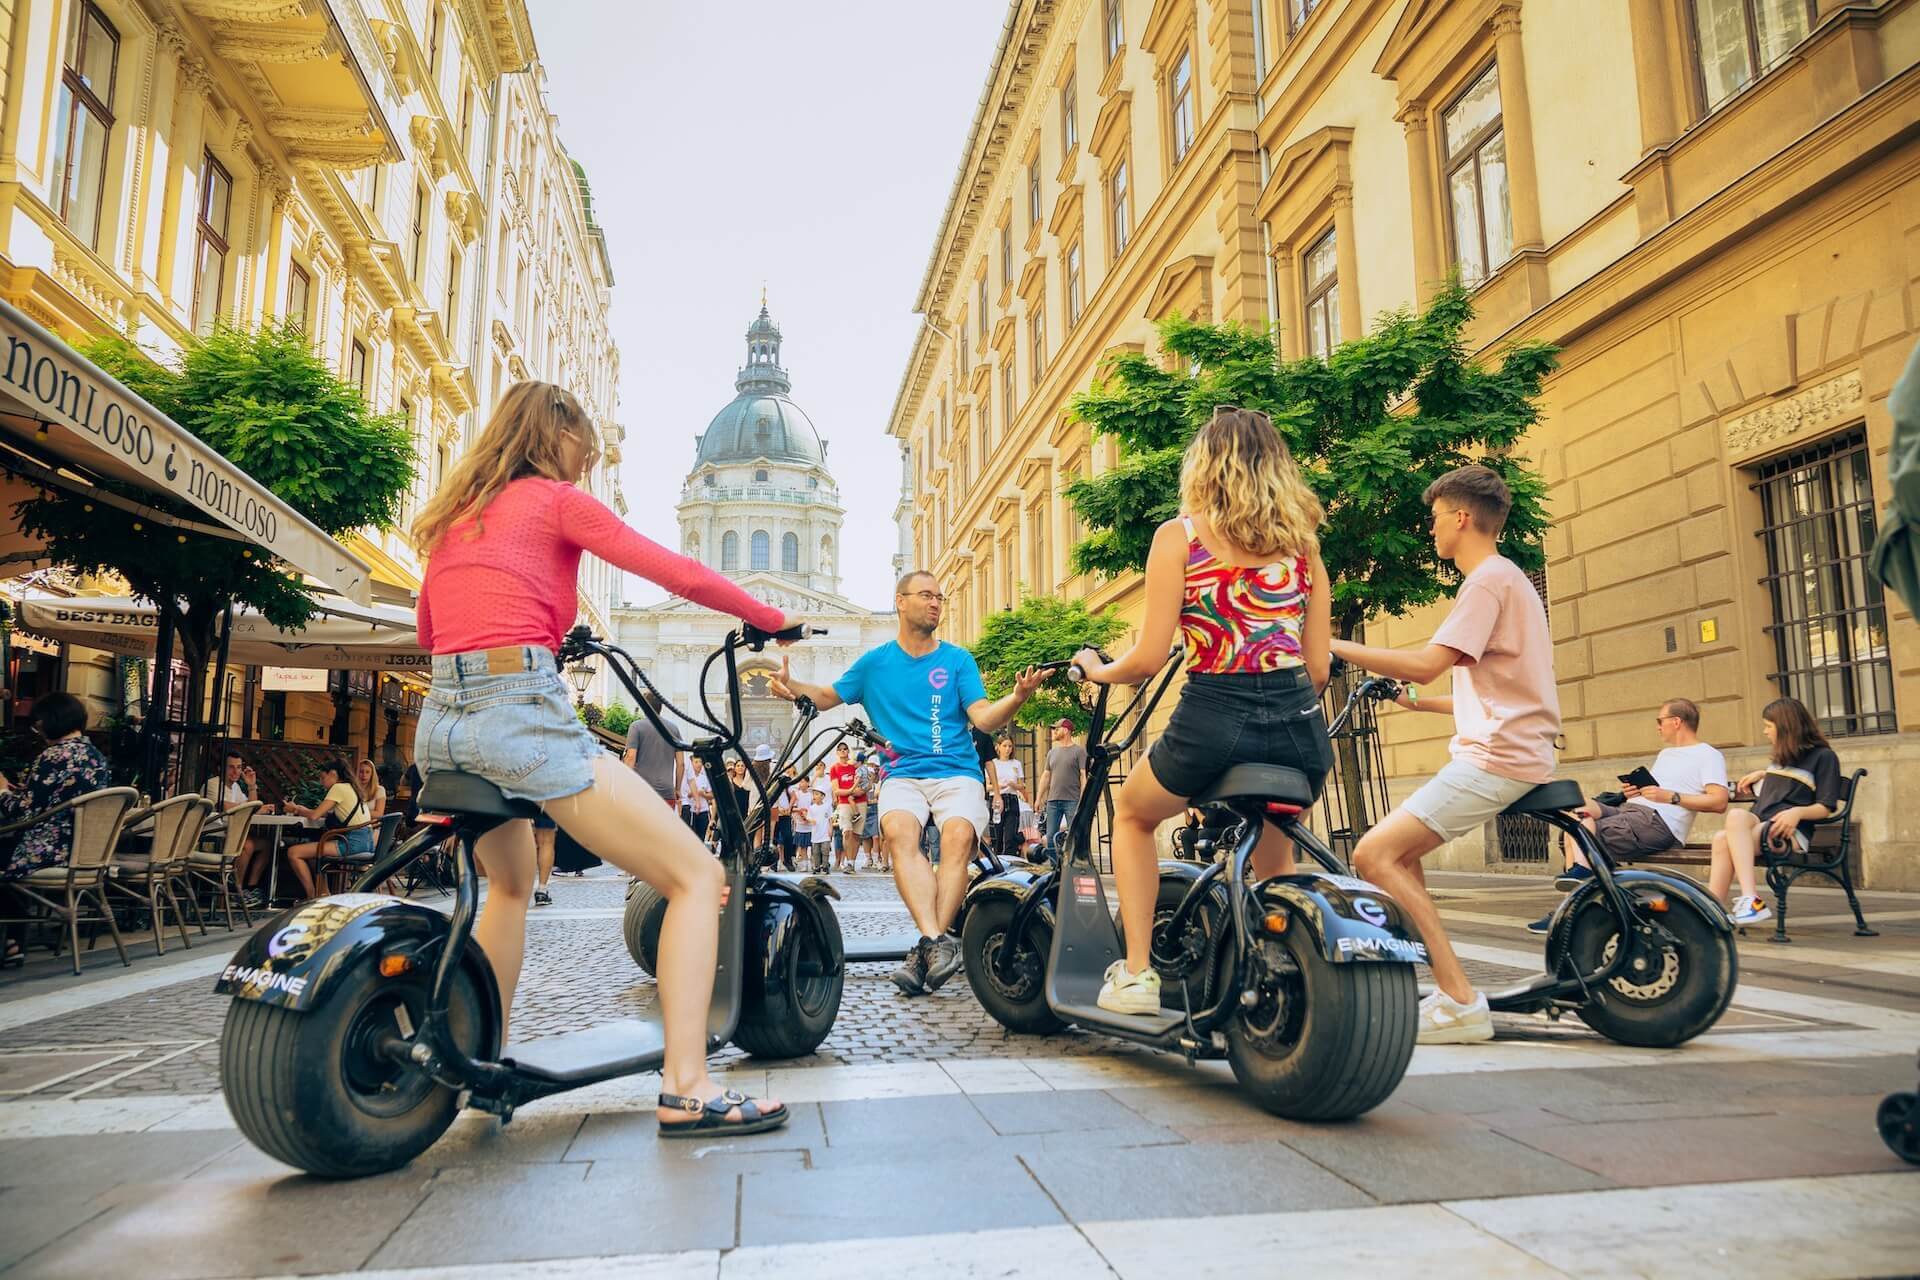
[890, 0, 1920, 886]
[614, 304, 894, 752]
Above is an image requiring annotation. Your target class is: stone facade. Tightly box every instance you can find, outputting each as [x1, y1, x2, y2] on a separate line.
[891, 0, 1920, 887]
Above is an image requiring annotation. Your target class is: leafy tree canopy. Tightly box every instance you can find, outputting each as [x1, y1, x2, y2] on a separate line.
[1064, 283, 1558, 637]
[970, 595, 1129, 730]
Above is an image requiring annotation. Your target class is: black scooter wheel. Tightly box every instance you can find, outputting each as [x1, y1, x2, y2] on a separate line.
[623, 881, 668, 979]
[1223, 928, 1417, 1122]
[1877, 1091, 1920, 1165]
[962, 897, 1064, 1035]
[219, 956, 490, 1178]
[1561, 895, 1736, 1048]
[734, 899, 843, 1059]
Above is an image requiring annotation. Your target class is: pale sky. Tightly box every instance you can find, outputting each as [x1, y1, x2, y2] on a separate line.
[532, 0, 1009, 611]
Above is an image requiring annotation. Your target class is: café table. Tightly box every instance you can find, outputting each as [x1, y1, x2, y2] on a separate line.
[250, 813, 312, 902]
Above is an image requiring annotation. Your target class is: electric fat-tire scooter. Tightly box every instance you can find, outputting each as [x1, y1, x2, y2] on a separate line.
[216, 623, 846, 1179]
[961, 651, 1426, 1121]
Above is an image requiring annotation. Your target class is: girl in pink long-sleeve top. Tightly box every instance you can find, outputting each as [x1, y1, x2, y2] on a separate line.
[411, 381, 788, 1137]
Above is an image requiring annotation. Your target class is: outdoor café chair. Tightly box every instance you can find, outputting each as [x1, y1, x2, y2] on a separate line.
[109, 795, 212, 956]
[317, 811, 404, 896]
[187, 799, 263, 930]
[0, 787, 140, 975]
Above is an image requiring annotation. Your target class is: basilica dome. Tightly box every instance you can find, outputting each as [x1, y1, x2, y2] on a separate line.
[692, 303, 827, 469]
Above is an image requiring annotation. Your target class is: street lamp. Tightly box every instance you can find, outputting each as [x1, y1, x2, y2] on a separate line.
[566, 656, 598, 706]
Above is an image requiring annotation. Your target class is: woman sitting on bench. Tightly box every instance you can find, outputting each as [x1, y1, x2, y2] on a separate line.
[1710, 696, 1841, 927]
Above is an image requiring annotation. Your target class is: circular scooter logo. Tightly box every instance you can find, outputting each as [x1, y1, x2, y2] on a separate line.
[1351, 896, 1389, 927]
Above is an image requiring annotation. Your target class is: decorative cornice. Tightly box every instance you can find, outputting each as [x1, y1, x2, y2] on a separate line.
[212, 25, 333, 64]
[181, 58, 217, 98]
[182, 0, 309, 21]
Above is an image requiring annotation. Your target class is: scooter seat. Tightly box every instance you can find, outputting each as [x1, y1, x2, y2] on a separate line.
[417, 771, 543, 820]
[1192, 764, 1315, 809]
[1500, 779, 1585, 816]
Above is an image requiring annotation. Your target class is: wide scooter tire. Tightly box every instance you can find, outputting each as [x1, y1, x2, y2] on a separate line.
[1560, 895, 1736, 1048]
[220, 955, 491, 1179]
[1224, 927, 1417, 1122]
[962, 896, 1064, 1035]
[733, 900, 844, 1059]
[623, 881, 668, 979]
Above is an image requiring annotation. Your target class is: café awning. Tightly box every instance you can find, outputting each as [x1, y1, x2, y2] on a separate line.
[0, 297, 374, 605]
[14, 593, 426, 672]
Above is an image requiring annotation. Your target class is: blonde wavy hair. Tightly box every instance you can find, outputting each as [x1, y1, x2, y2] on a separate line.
[1179, 408, 1323, 559]
[410, 380, 598, 555]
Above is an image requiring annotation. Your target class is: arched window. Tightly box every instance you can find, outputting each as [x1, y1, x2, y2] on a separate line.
[781, 532, 799, 573]
[721, 530, 739, 571]
[750, 530, 770, 571]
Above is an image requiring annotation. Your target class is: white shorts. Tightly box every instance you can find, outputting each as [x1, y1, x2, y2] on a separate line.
[877, 774, 990, 836]
[835, 800, 867, 835]
[1400, 759, 1542, 843]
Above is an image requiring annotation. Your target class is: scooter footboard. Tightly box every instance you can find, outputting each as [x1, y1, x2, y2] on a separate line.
[1261, 874, 1428, 965]
[216, 894, 502, 1029]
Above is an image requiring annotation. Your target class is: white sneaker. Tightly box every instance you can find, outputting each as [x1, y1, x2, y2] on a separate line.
[1096, 960, 1163, 1015]
[1417, 988, 1493, 1044]
[1731, 896, 1773, 926]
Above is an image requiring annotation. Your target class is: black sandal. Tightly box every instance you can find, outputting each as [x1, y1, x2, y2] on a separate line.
[657, 1089, 789, 1138]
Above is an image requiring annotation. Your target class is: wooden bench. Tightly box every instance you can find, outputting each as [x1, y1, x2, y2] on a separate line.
[1617, 768, 1873, 944]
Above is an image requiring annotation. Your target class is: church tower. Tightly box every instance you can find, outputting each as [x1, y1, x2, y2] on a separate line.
[677, 300, 843, 596]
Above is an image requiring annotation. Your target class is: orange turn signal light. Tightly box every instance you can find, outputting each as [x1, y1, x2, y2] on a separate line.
[1642, 895, 1669, 913]
[379, 954, 413, 978]
[1263, 909, 1290, 934]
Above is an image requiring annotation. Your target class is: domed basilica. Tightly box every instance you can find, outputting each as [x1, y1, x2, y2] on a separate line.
[612, 303, 898, 752]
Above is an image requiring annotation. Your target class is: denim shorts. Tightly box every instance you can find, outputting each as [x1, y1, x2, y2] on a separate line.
[1147, 667, 1333, 801]
[337, 825, 375, 855]
[415, 645, 599, 804]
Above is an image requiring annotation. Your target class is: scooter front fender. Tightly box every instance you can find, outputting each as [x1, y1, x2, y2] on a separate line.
[1546, 867, 1734, 959]
[215, 894, 502, 1034]
[748, 878, 844, 1005]
[1261, 873, 1428, 966]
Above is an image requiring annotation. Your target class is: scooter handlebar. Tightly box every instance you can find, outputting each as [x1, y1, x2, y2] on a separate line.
[742, 623, 823, 651]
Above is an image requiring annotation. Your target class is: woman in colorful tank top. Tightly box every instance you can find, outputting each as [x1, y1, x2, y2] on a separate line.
[1072, 408, 1332, 1016]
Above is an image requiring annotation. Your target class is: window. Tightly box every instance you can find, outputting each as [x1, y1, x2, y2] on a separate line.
[1442, 62, 1512, 287]
[1031, 502, 1051, 592]
[1061, 72, 1079, 158]
[1690, 0, 1814, 111]
[459, 83, 475, 151]
[286, 262, 312, 333]
[977, 276, 989, 338]
[754, 468, 769, 482]
[1030, 309, 1046, 381]
[1287, 0, 1323, 33]
[1000, 225, 1012, 292]
[427, 4, 445, 77]
[781, 532, 800, 574]
[1303, 227, 1339, 359]
[1001, 358, 1018, 428]
[191, 152, 232, 336]
[1104, 0, 1124, 64]
[410, 181, 429, 282]
[1169, 49, 1195, 165]
[348, 338, 368, 392]
[437, 441, 450, 487]
[959, 320, 969, 373]
[50, 1, 117, 248]
[1065, 240, 1084, 327]
[1028, 155, 1043, 232]
[750, 530, 770, 571]
[1108, 160, 1130, 259]
[1754, 430, 1895, 737]
[444, 245, 462, 328]
[722, 530, 740, 571]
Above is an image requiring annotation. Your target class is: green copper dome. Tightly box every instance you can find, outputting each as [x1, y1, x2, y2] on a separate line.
[693, 303, 826, 468]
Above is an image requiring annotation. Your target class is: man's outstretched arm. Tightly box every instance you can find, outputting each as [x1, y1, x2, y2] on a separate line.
[769, 654, 844, 712]
[967, 667, 1045, 734]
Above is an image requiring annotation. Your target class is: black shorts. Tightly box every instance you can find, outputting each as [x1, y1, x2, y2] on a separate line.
[1591, 801, 1679, 858]
[1147, 667, 1333, 803]
[533, 812, 556, 831]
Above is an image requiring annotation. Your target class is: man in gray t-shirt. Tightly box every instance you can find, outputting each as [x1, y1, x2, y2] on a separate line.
[621, 692, 680, 805]
[1035, 719, 1088, 857]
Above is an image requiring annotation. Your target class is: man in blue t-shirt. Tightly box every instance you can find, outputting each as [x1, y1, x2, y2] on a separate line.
[773, 569, 1042, 995]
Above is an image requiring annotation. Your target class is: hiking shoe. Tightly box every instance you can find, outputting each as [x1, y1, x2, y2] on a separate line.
[533, 889, 552, 907]
[1417, 989, 1494, 1044]
[1096, 960, 1163, 1015]
[923, 935, 964, 990]
[1525, 912, 1552, 935]
[1553, 864, 1595, 891]
[1731, 896, 1773, 926]
[892, 937, 932, 995]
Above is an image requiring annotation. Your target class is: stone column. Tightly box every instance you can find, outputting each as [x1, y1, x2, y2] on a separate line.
[1625, 0, 1681, 154]
[1491, 4, 1545, 254]
[1332, 188, 1362, 343]
[158, 57, 215, 316]
[1269, 244, 1299, 359]
[1398, 105, 1442, 304]
[129, 22, 186, 294]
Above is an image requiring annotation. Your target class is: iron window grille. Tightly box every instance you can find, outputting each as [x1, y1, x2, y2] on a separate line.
[1752, 429, 1895, 738]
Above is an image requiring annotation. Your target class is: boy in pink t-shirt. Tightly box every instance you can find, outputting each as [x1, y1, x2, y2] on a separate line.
[1331, 466, 1561, 1045]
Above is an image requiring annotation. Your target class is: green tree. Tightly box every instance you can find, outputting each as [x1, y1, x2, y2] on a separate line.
[16, 322, 413, 783]
[601, 701, 636, 737]
[1064, 282, 1557, 639]
[970, 595, 1130, 731]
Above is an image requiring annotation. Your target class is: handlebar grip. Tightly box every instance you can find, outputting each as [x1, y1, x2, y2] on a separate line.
[1067, 664, 1087, 683]
[742, 622, 810, 650]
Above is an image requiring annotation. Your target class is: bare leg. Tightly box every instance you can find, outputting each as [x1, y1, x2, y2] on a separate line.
[1249, 822, 1299, 880]
[470, 818, 534, 1042]
[1721, 808, 1762, 902]
[1560, 818, 1596, 870]
[932, 818, 978, 933]
[285, 841, 320, 899]
[1352, 811, 1464, 1000]
[883, 812, 942, 938]
[543, 755, 778, 1127]
[1708, 831, 1732, 900]
[534, 826, 555, 890]
[1111, 763, 1187, 976]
